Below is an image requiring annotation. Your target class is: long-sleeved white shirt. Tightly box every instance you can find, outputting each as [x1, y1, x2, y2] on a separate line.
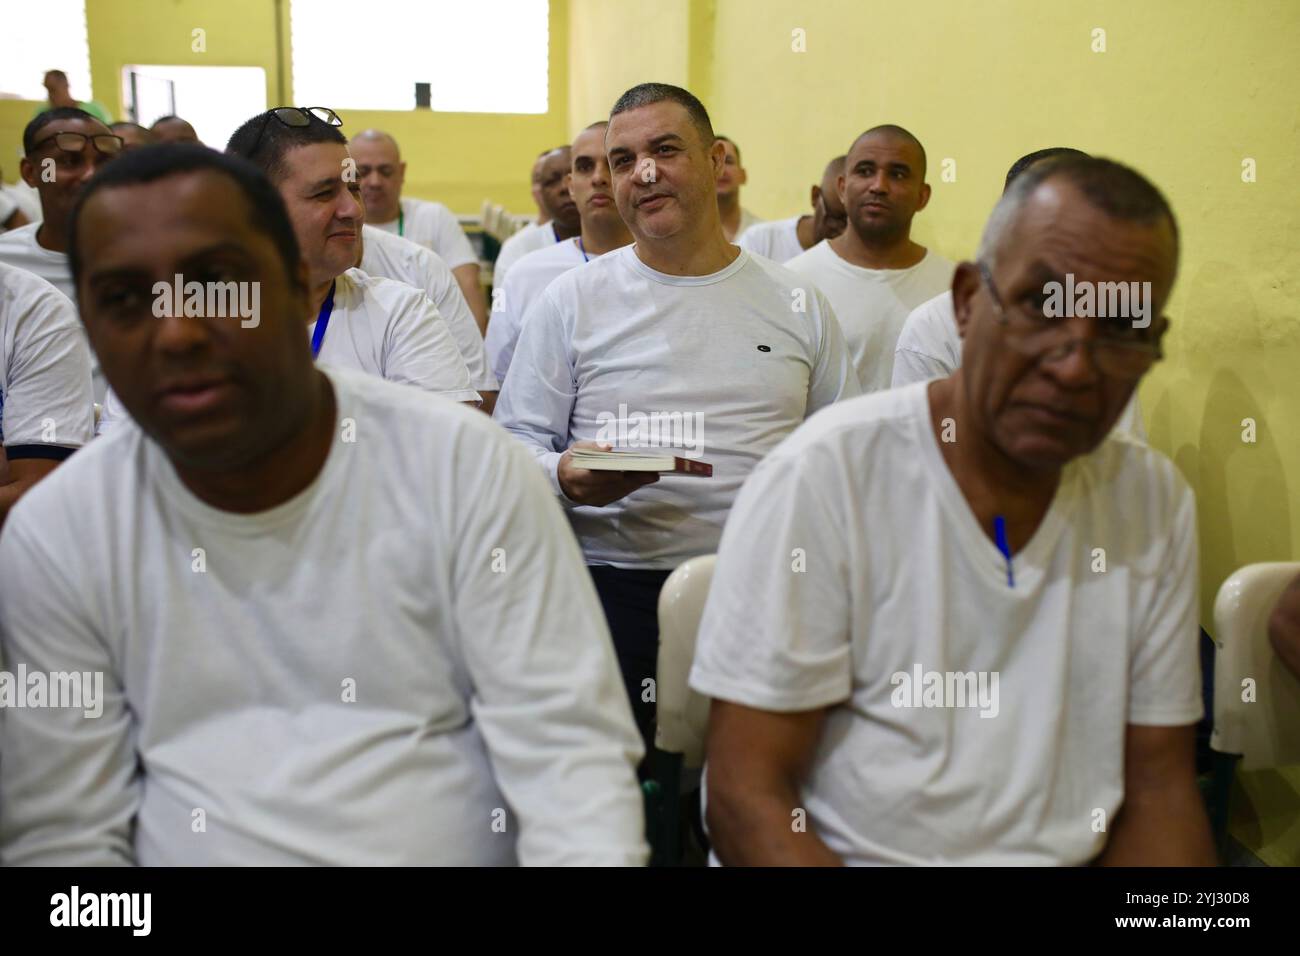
[0, 366, 647, 866]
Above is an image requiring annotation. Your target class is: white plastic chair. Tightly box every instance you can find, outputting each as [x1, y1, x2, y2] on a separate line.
[646, 555, 715, 865]
[1212, 561, 1300, 769]
[655, 554, 716, 767]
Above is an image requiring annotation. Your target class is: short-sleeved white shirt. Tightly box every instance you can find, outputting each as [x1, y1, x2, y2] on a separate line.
[0, 223, 104, 402]
[0, 262, 93, 455]
[360, 225, 497, 392]
[494, 245, 862, 569]
[787, 241, 955, 391]
[690, 382, 1203, 865]
[485, 237, 590, 383]
[0, 365, 646, 865]
[492, 221, 561, 288]
[737, 216, 805, 263]
[369, 197, 478, 271]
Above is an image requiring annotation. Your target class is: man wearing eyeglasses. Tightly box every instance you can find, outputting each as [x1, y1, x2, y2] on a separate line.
[0, 108, 122, 401]
[692, 156, 1215, 866]
[891, 147, 1146, 441]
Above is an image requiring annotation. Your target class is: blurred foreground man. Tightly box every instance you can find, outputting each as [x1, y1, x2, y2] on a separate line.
[0, 145, 647, 865]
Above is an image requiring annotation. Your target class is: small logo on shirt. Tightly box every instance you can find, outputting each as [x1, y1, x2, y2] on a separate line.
[756, 344, 771, 352]
[890, 663, 1000, 718]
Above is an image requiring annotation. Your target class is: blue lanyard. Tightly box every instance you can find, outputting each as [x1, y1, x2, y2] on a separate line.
[397, 208, 404, 237]
[993, 515, 1015, 588]
[578, 237, 589, 262]
[310, 281, 337, 360]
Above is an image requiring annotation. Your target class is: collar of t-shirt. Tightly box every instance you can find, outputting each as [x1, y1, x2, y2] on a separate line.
[619, 244, 749, 287]
[909, 380, 1081, 590]
[820, 240, 937, 285]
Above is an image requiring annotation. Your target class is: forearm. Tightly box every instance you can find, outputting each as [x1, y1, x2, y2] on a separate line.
[1097, 782, 1217, 866]
[707, 782, 843, 866]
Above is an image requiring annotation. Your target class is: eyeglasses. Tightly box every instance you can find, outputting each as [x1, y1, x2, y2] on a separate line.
[976, 261, 1165, 380]
[30, 131, 124, 158]
[246, 106, 342, 159]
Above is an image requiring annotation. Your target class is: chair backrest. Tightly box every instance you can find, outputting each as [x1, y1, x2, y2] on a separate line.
[1212, 561, 1300, 769]
[655, 554, 716, 767]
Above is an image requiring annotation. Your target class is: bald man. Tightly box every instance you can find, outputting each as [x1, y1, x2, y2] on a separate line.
[110, 122, 155, 150]
[715, 135, 762, 241]
[788, 125, 954, 390]
[491, 146, 581, 287]
[149, 116, 200, 144]
[351, 129, 490, 335]
[738, 154, 847, 262]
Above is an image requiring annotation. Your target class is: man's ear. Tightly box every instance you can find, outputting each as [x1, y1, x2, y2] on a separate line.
[810, 184, 821, 209]
[710, 139, 727, 181]
[18, 157, 38, 188]
[915, 181, 932, 212]
[836, 173, 847, 207]
[951, 261, 980, 339]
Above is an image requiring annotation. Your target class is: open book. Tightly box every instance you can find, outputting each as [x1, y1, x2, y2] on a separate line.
[568, 448, 713, 477]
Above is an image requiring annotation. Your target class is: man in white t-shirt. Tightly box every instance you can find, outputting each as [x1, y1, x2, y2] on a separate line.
[0, 262, 94, 526]
[0, 108, 122, 401]
[889, 148, 1149, 439]
[225, 109, 477, 404]
[485, 121, 633, 384]
[359, 225, 499, 412]
[737, 155, 846, 264]
[714, 135, 762, 242]
[692, 156, 1215, 867]
[495, 83, 860, 756]
[0, 143, 646, 866]
[788, 125, 954, 391]
[492, 146, 582, 288]
[350, 129, 490, 336]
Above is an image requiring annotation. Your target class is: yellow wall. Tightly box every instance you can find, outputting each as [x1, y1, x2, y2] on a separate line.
[3, 0, 570, 213]
[696, 0, 1300, 628]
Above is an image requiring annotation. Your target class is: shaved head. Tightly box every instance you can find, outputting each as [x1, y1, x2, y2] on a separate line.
[851, 125, 926, 180]
[353, 128, 401, 157]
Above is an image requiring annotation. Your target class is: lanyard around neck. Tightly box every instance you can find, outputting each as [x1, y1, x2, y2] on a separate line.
[578, 236, 589, 262]
[397, 208, 404, 237]
[310, 280, 337, 360]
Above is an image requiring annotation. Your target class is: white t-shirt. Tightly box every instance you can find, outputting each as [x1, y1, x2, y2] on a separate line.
[787, 241, 955, 391]
[0, 365, 647, 866]
[892, 290, 1148, 441]
[485, 236, 590, 384]
[312, 268, 478, 403]
[494, 245, 862, 570]
[690, 381, 1202, 866]
[0, 190, 15, 228]
[737, 216, 806, 264]
[360, 224, 497, 392]
[98, 268, 481, 434]
[0, 223, 104, 402]
[1, 182, 41, 225]
[492, 221, 561, 288]
[370, 197, 477, 271]
[0, 262, 94, 456]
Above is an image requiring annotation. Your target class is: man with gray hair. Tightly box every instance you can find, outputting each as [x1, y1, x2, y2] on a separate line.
[891, 148, 1145, 439]
[693, 156, 1215, 866]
